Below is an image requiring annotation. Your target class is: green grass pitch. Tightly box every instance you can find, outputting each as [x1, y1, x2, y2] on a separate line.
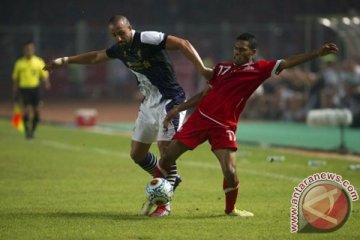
[0, 119, 359, 239]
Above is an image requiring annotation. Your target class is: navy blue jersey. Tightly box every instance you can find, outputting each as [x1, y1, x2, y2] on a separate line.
[106, 30, 185, 102]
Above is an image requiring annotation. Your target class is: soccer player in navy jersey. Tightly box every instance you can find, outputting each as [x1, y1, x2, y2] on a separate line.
[44, 15, 211, 217]
[156, 33, 338, 217]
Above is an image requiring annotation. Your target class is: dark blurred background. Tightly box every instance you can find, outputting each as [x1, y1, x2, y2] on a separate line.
[1, 0, 360, 124]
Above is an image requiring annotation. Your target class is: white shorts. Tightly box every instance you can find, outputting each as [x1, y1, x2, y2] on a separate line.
[132, 94, 186, 144]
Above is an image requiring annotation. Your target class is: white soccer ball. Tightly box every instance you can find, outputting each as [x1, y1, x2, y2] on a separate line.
[145, 178, 173, 205]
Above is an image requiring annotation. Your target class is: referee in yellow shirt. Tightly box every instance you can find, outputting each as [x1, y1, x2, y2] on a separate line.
[12, 41, 50, 139]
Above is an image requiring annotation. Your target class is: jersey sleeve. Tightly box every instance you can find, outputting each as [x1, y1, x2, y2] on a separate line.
[208, 64, 221, 85]
[39, 58, 49, 79]
[106, 44, 120, 59]
[259, 60, 283, 80]
[140, 31, 167, 49]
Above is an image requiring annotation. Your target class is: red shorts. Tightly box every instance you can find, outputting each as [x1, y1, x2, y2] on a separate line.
[174, 109, 238, 151]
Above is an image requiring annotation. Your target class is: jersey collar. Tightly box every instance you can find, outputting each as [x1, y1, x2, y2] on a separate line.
[122, 30, 136, 50]
[129, 30, 136, 48]
[24, 56, 35, 61]
[241, 60, 254, 66]
[131, 29, 135, 38]
[233, 60, 254, 67]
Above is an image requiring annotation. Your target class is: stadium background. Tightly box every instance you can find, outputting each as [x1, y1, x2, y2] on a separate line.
[0, 0, 360, 150]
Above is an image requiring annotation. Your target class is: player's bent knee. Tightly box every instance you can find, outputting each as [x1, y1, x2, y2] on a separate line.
[34, 109, 40, 116]
[23, 107, 31, 115]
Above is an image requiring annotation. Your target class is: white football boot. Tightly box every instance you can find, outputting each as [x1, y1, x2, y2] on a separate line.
[139, 200, 154, 216]
[226, 209, 254, 217]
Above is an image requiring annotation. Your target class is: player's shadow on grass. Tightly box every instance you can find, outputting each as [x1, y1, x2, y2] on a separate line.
[49, 212, 147, 221]
[2, 212, 148, 221]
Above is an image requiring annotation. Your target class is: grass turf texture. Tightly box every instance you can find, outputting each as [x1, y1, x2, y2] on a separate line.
[0, 119, 359, 239]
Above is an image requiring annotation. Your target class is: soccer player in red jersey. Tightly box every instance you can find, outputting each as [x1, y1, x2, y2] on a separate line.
[155, 33, 338, 217]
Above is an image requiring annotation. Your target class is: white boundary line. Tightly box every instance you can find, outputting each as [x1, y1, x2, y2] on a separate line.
[40, 139, 301, 182]
[41, 140, 128, 158]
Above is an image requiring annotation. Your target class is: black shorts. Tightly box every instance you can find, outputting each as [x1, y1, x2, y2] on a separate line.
[19, 87, 41, 107]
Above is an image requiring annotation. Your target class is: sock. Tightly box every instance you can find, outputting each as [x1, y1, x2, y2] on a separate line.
[152, 162, 178, 187]
[223, 178, 240, 214]
[23, 113, 30, 137]
[153, 164, 166, 178]
[165, 165, 178, 187]
[31, 113, 40, 134]
[137, 152, 158, 176]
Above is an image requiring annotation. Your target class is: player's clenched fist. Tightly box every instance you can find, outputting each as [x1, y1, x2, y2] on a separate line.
[43, 57, 69, 72]
[163, 106, 180, 131]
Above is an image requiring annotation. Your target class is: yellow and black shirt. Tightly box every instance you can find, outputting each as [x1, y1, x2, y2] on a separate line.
[12, 56, 48, 88]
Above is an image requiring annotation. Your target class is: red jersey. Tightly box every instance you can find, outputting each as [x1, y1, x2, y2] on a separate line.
[197, 60, 282, 128]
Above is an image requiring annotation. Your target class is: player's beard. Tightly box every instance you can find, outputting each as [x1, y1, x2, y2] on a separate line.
[118, 41, 127, 46]
[118, 38, 132, 48]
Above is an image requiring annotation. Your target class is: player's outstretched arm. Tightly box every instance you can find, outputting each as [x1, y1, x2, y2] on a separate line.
[165, 35, 214, 80]
[43, 49, 110, 72]
[277, 43, 338, 72]
[163, 85, 211, 130]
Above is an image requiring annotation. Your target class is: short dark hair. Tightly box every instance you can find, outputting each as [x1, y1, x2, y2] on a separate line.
[236, 33, 257, 50]
[108, 15, 130, 25]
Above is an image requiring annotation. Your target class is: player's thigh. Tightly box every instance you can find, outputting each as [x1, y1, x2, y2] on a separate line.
[132, 106, 159, 144]
[209, 127, 238, 151]
[171, 115, 209, 150]
[157, 140, 170, 156]
[30, 88, 41, 108]
[19, 89, 31, 110]
[165, 94, 186, 129]
[210, 128, 238, 180]
[160, 140, 189, 167]
[157, 99, 186, 142]
[22, 104, 32, 115]
[213, 149, 237, 171]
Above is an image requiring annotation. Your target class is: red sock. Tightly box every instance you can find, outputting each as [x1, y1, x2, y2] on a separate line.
[152, 164, 172, 178]
[223, 178, 239, 214]
[152, 166, 164, 178]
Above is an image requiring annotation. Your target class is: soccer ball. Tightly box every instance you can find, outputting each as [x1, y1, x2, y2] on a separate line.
[145, 178, 173, 205]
